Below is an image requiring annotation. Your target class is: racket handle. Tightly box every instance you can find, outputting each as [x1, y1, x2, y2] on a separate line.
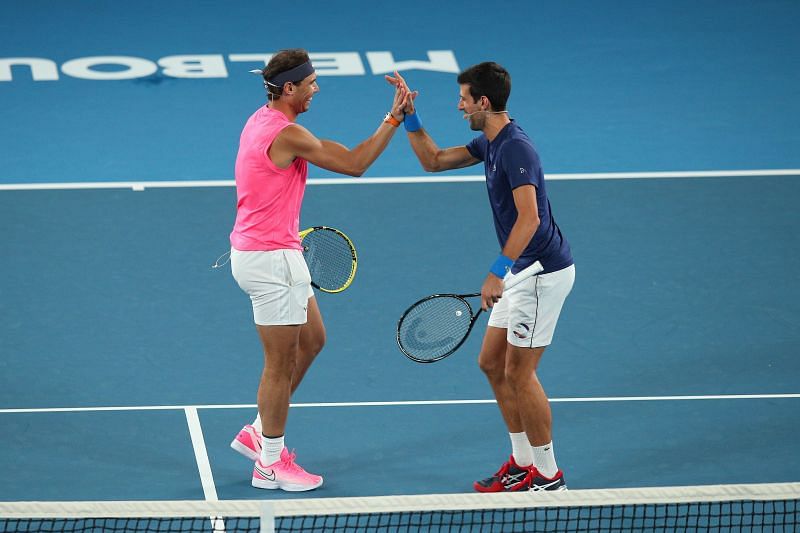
[503, 260, 543, 291]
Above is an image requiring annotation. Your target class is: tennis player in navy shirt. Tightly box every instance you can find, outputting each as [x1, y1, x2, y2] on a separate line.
[388, 63, 575, 492]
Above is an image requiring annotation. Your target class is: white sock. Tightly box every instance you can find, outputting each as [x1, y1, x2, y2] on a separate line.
[252, 413, 262, 433]
[532, 441, 558, 478]
[509, 432, 533, 467]
[260, 434, 284, 466]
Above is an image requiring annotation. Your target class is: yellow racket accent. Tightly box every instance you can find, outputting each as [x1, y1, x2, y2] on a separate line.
[299, 226, 358, 293]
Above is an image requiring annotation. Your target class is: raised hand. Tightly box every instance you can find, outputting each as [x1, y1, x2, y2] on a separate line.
[390, 81, 407, 121]
[385, 71, 418, 115]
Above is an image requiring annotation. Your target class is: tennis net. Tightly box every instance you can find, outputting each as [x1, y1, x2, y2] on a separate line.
[0, 482, 797, 532]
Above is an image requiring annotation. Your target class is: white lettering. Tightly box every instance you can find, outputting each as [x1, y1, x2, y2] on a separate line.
[0, 50, 460, 82]
[159, 55, 228, 78]
[228, 54, 274, 66]
[0, 58, 59, 81]
[366, 50, 459, 75]
[61, 56, 157, 80]
[309, 53, 365, 76]
[229, 53, 364, 76]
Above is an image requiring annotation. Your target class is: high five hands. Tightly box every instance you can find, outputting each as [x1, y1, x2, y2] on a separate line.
[386, 71, 419, 116]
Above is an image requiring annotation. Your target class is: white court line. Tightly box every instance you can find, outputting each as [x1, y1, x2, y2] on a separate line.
[184, 407, 227, 531]
[0, 168, 798, 191]
[184, 407, 219, 500]
[1, 393, 798, 414]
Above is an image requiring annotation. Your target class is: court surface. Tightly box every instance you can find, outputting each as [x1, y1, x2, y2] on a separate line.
[1, 0, 799, 503]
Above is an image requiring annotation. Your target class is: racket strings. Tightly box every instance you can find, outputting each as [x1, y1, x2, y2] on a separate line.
[302, 229, 355, 290]
[398, 297, 473, 361]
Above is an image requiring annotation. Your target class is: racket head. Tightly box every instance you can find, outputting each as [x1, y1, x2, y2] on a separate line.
[396, 293, 481, 363]
[300, 226, 357, 293]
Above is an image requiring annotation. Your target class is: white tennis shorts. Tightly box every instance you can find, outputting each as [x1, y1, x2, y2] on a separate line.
[230, 248, 314, 326]
[487, 264, 575, 348]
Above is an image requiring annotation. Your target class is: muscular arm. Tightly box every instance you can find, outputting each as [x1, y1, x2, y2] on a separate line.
[501, 184, 540, 261]
[384, 71, 478, 172]
[268, 84, 409, 177]
[274, 122, 400, 177]
[406, 130, 479, 172]
[480, 184, 540, 309]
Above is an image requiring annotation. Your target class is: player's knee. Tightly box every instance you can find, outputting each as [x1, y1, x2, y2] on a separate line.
[264, 365, 295, 388]
[503, 357, 538, 388]
[307, 330, 326, 357]
[478, 354, 504, 379]
[277, 356, 298, 373]
[264, 350, 298, 378]
[314, 331, 327, 355]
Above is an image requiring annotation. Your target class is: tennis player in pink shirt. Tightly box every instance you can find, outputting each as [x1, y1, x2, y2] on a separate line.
[228, 49, 410, 491]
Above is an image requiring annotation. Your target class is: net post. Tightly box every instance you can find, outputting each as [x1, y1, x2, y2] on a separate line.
[259, 501, 275, 533]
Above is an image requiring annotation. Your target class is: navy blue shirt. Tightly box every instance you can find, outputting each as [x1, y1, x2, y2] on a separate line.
[466, 121, 573, 274]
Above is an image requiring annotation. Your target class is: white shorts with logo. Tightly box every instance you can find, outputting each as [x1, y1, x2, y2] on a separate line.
[230, 248, 314, 326]
[487, 264, 575, 348]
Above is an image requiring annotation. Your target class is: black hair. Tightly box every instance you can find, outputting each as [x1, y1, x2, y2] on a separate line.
[456, 62, 511, 111]
[261, 48, 311, 101]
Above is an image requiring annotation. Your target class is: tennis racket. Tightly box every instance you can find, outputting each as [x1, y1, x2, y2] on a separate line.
[211, 226, 357, 293]
[299, 226, 358, 293]
[396, 261, 543, 363]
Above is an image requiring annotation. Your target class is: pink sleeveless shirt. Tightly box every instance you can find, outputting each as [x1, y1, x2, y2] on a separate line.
[230, 106, 307, 251]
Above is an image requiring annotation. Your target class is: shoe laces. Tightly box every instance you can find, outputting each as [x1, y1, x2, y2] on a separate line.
[494, 460, 512, 479]
[281, 449, 305, 474]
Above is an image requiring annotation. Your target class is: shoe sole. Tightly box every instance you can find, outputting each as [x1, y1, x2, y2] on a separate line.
[230, 439, 259, 462]
[473, 487, 502, 493]
[474, 484, 523, 493]
[252, 477, 323, 492]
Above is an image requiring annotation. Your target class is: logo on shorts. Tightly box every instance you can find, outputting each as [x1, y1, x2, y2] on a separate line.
[512, 323, 531, 339]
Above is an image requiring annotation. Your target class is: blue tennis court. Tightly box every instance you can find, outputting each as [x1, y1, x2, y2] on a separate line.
[1, 0, 799, 511]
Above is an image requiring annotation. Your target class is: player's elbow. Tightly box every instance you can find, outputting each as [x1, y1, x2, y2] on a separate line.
[341, 162, 367, 177]
[519, 213, 540, 232]
[422, 158, 445, 173]
[348, 166, 367, 177]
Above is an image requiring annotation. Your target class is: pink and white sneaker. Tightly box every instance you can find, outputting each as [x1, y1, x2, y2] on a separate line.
[252, 448, 323, 492]
[230, 425, 261, 461]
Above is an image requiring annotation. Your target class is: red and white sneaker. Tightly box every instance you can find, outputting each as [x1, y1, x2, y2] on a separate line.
[527, 467, 567, 492]
[473, 455, 532, 492]
[230, 424, 261, 461]
[252, 448, 323, 492]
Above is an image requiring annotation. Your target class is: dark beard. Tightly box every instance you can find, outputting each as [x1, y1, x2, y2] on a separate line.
[469, 114, 485, 131]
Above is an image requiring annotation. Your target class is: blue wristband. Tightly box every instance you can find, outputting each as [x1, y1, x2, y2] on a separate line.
[489, 254, 514, 279]
[404, 111, 422, 132]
